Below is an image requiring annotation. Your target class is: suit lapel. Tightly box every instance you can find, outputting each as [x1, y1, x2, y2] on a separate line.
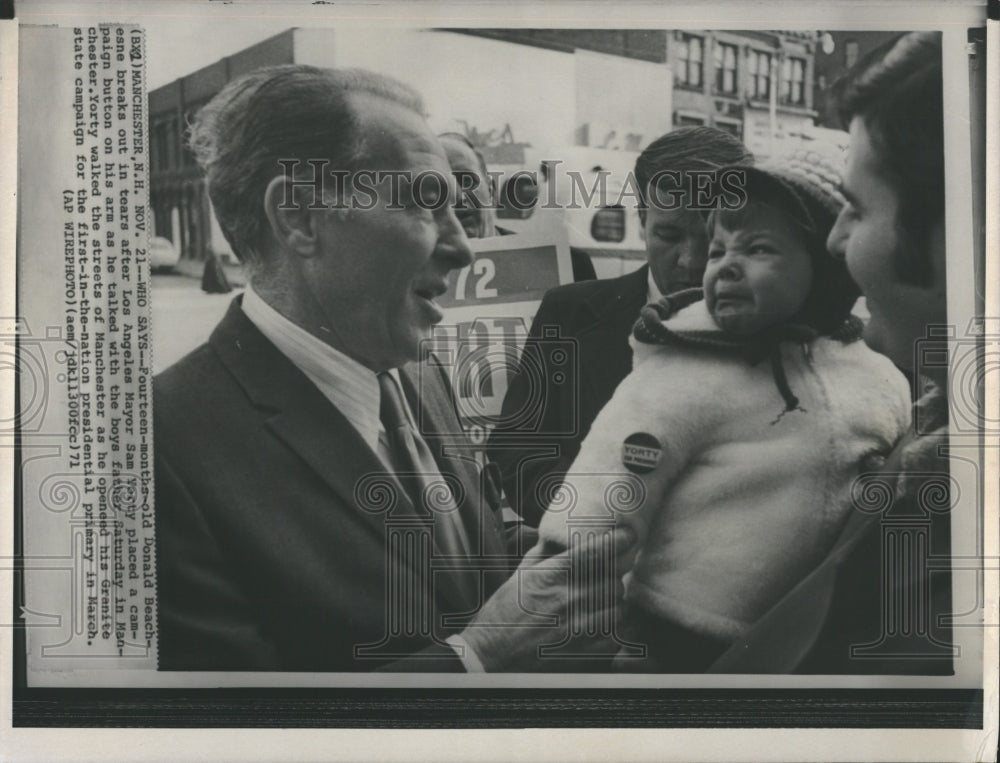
[576, 264, 649, 331]
[210, 300, 414, 543]
[211, 299, 497, 614]
[577, 265, 650, 408]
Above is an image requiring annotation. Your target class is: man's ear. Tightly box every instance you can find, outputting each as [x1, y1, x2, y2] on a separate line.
[263, 176, 322, 257]
[638, 208, 647, 242]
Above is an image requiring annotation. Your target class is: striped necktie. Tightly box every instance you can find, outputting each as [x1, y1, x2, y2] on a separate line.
[377, 372, 473, 566]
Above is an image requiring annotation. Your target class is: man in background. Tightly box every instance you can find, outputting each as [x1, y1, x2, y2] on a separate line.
[439, 131, 597, 282]
[488, 127, 753, 526]
[438, 132, 499, 239]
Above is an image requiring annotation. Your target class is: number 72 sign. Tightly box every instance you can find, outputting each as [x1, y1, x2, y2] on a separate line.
[453, 257, 498, 301]
[437, 227, 573, 309]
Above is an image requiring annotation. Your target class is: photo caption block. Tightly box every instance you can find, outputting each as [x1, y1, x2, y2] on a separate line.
[18, 24, 156, 676]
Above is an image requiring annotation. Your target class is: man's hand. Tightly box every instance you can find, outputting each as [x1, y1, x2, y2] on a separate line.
[457, 526, 638, 672]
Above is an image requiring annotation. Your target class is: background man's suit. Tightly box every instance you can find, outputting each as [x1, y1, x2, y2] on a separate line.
[488, 264, 649, 527]
[155, 298, 511, 671]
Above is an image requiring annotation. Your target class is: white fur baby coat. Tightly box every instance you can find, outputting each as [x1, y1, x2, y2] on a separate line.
[537, 299, 911, 640]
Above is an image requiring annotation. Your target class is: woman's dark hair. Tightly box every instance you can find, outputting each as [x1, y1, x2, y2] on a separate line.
[832, 32, 943, 287]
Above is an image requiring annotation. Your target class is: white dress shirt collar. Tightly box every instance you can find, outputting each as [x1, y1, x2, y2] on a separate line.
[647, 269, 664, 304]
[241, 285, 394, 451]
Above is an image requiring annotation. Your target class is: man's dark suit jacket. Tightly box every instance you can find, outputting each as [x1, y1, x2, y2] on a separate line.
[487, 264, 649, 527]
[154, 299, 511, 671]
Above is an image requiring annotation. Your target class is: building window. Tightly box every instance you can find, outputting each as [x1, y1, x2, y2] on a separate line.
[150, 119, 176, 173]
[714, 41, 738, 94]
[780, 56, 806, 105]
[676, 34, 703, 88]
[748, 50, 771, 99]
[150, 122, 164, 173]
[845, 39, 859, 69]
[714, 120, 741, 138]
[165, 119, 178, 169]
[676, 113, 706, 127]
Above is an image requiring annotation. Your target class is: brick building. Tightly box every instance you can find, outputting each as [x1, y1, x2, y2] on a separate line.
[666, 30, 819, 160]
[148, 28, 821, 265]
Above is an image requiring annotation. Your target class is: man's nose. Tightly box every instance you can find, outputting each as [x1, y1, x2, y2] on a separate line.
[436, 206, 474, 269]
[827, 211, 848, 260]
[677, 245, 703, 271]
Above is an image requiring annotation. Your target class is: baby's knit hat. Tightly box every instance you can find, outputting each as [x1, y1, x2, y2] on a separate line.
[716, 148, 860, 334]
[634, 149, 864, 419]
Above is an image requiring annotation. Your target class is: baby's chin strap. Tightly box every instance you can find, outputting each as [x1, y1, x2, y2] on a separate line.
[757, 324, 816, 423]
[633, 293, 865, 423]
[758, 318, 863, 423]
[768, 344, 801, 417]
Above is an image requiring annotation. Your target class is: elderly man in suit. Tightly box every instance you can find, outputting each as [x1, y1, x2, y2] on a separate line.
[488, 127, 753, 526]
[154, 65, 632, 672]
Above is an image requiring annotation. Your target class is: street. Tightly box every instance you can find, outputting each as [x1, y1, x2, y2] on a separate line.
[150, 272, 240, 374]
